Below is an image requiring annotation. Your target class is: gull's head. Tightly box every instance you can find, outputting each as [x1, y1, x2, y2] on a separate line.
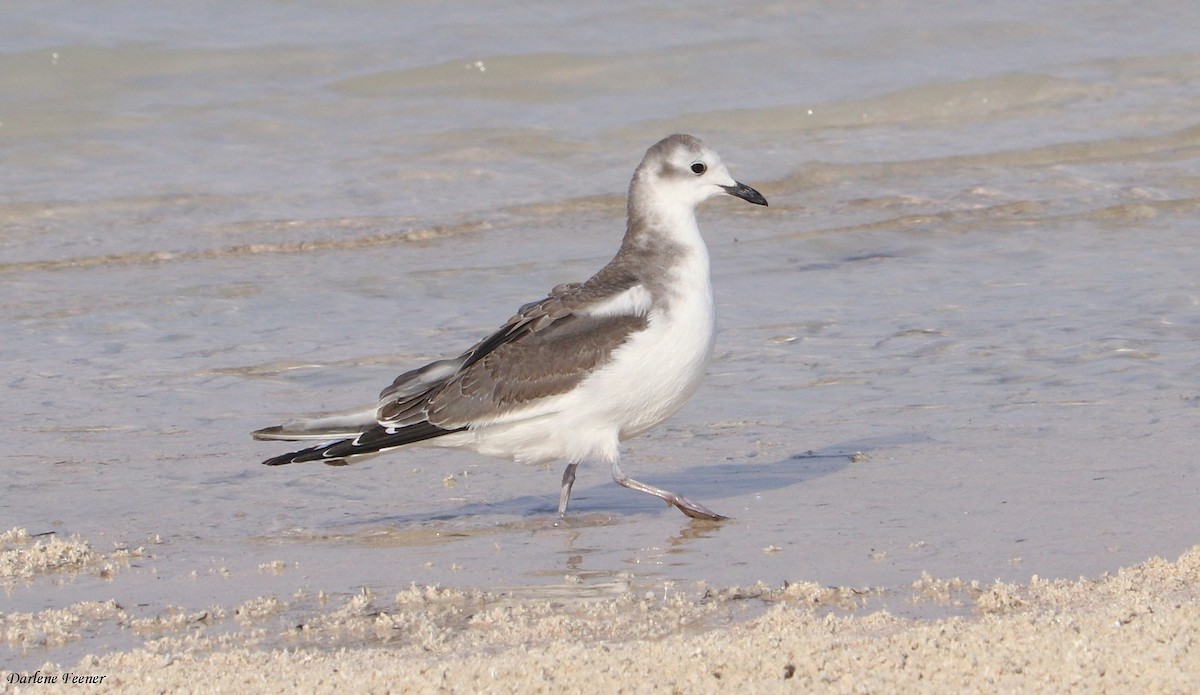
[631, 134, 768, 213]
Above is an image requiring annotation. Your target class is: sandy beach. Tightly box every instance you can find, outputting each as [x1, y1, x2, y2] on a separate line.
[4, 529, 1199, 693]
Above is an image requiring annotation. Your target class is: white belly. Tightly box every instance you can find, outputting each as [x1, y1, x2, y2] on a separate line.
[603, 292, 715, 439]
[579, 241, 716, 433]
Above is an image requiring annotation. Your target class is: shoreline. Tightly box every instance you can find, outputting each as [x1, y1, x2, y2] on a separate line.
[5, 532, 1197, 693]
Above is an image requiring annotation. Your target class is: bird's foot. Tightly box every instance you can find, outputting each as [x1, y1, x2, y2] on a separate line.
[667, 494, 728, 521]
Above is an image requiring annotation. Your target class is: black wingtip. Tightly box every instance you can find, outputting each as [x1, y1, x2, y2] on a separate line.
[262, 452, 300, 466]
[261, 443, 329, 466]
[262, 449, 348, 466]
[258, 422, 464, 468]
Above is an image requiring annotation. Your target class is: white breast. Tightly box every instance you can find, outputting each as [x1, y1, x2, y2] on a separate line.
[585, 247, 716, 439]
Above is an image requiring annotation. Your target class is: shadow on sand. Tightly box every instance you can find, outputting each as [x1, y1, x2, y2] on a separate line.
[305, 431, 929, 535]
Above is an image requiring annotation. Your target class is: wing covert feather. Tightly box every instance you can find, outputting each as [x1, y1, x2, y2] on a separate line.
[375, 271, 648, 428]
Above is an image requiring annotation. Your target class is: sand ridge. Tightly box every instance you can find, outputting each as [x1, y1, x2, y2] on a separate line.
[3, 526, 1197, 693]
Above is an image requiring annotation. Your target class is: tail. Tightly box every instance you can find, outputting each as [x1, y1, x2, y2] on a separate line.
[257, 421, 464, 466]
[251, 405, 380, 442]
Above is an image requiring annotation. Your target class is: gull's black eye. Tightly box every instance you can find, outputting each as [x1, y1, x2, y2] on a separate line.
[690, 161, 706, 175]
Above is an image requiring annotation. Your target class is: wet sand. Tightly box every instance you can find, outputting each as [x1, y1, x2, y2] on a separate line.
[5, 528, 1198, 693]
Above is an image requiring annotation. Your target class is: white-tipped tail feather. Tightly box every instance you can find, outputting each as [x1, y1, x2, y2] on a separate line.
[251, 405, 379, 441]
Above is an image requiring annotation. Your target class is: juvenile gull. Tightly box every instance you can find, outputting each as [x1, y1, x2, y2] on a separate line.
[253, 134, 768, 520]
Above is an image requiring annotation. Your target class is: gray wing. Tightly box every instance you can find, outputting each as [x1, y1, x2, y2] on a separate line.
[376, 275, 649, 429]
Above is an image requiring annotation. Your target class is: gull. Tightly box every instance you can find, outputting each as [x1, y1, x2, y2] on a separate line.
[253, 134, 768, 520]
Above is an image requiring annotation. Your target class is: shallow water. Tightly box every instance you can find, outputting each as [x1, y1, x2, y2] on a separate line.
[3, 0, 1199, 669]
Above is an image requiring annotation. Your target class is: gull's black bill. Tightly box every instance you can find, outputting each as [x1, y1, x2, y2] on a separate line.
[722, 181, 768, 206]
